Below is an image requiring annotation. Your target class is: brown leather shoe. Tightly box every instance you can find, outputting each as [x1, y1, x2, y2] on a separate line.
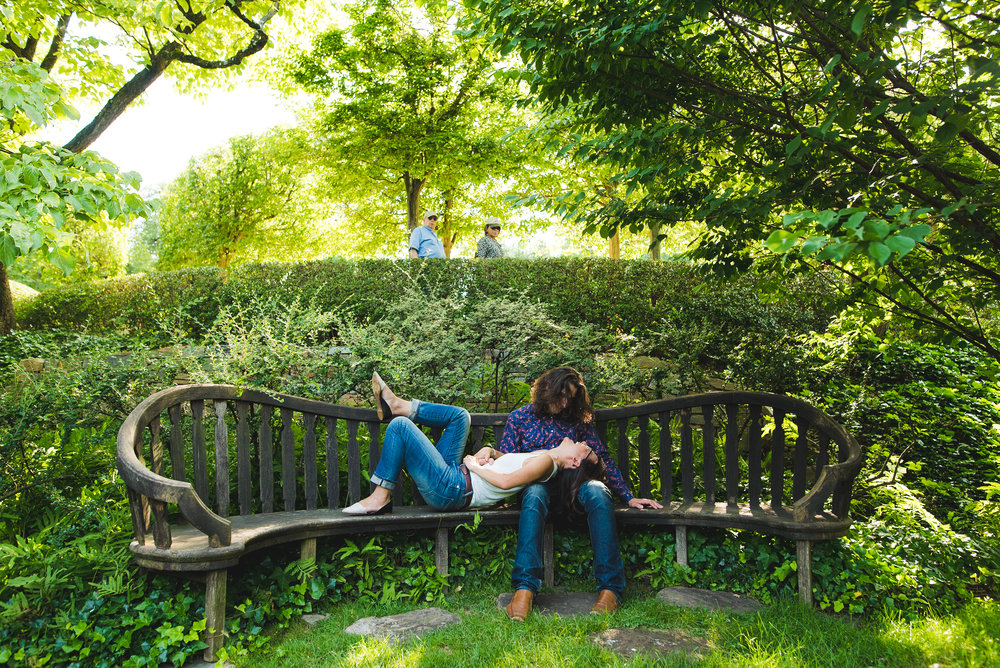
[591, 589, 619, 614]
[505, 589, 534, 621]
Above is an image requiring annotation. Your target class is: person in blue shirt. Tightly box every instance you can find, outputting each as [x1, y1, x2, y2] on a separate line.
[408, 211, 446, 258]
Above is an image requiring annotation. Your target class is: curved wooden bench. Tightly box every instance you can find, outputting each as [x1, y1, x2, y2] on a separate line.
[117, 384, 862, 661]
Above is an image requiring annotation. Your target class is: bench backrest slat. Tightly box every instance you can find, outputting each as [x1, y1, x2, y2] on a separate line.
[748, 405, 762, 507]
[346, 420, 361, 504]
[657, 411, 672, 504]
[368, 422, 381, 490]
[214, 401, 230, 517]
[168, 405, 185, 481]
[304, 414, 318, 511]
[702, 406, 716, 504]
[615, 420, 630, 487]
[259, 405, 274, 513]
[815, 431, 830, 486]
[793, 415, 810, 500]
[636, 415, 651, 499]
[236, 402, 252, 515]
[724, 404, 739, 506]
[325, 416, 339, 510]
[680, 409, 694, 502]
[770, 409, 785, 508]
[192, 400, 208, 502]
[280, 408, 296, 511]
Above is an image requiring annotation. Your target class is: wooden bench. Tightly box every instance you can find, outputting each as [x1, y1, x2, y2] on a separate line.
[117, 384, 863, 661]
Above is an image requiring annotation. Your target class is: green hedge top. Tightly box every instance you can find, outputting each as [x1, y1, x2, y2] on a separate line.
[14, 258, 841, 342]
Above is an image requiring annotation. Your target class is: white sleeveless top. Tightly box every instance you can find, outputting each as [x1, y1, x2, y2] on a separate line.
[469, 452, 558, 507]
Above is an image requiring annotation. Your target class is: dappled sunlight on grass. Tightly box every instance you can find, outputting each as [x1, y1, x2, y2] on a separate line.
[242, 593, 1000, 667]
[878, 599, 1000, 667]
[341, 637, 426, 668]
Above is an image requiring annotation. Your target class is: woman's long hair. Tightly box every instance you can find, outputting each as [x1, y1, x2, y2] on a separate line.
[551, 456, 608, 526]
[531, 366, 594, 424]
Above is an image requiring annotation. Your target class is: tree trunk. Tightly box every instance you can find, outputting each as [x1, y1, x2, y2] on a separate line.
[0, 264, 15, 335]
[649, 221, 661, 261]
[63, 45, 177, 153]
[608, 230, 620, 259]
[403, 172, 425, 231]
[440, 191, 455, 258]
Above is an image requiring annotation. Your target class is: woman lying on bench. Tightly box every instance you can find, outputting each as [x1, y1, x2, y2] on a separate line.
[343, 372, 600, 515]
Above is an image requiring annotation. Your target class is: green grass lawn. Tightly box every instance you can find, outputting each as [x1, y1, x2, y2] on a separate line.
[238, 585, 999, 667]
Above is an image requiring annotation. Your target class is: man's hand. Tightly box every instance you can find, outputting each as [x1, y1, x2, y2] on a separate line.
[472, 446, 494, 465]
[627, 497, 663, 510]
[463, 454, 483, 471]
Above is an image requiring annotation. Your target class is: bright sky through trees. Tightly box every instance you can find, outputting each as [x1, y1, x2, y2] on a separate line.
[42, 78, 296, 192]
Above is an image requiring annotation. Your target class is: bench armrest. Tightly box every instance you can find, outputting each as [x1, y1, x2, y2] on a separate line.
[117, 391, 232, 548]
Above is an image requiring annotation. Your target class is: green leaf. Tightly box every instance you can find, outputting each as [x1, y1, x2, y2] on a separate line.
[884, 234, 916, 256]
[868, 241, 892, 266]
[934, 121, 960, 144]
[800, 235, 828, 255]
[785, 135, 803, 157]
[765, 229, 798, 253]
[851, 6, 871, 37]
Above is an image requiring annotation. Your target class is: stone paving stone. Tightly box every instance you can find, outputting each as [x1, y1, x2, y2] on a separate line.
[496, 591, 600, 617]
[657, 586, 763, 614]
[592, 628, 712, 660]
[344, 607, 460, 642]
[301, 613, 329, 627]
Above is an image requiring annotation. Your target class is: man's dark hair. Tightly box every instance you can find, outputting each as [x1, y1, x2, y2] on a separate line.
[530, 366, 594, 424]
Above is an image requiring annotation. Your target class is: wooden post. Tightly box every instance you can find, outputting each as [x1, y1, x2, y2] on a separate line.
[204, 569, 228, 662]
[675, 526, 688, 567]
[797, 540, 813, 605]
[300, 538, 317, 563]
[543, 523, 554, 587]
[435, 527, 449, 578]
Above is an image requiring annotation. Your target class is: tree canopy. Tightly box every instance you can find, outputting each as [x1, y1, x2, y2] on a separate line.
[285, 0, 532, 255]
[470, 0, 1000, 362]
[155, 128, 331, 269]
[0, 58, 147, 332]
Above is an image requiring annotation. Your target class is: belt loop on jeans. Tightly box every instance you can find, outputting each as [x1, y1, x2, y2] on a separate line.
[459, 464, 473, 508]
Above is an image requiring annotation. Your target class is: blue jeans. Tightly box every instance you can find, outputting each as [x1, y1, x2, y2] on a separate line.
[511, 479, 625, 599]
[370, 400, 471, 510]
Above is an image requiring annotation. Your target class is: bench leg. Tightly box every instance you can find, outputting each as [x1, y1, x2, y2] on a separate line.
[797, 540, 813, 605]
[435, 527, 449, 577]
[543, 523, 554, 587]
[675, 526, 688, 567]
[204, 568, 227, 662]
[300, 538, 317, 563]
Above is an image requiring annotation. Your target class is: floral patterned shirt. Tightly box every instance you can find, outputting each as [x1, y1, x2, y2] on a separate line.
[497, 404, 633, 502]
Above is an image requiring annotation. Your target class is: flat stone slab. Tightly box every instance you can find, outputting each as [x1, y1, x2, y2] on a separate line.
[301, 613, 329, 627]
[496, 591, 602, 617]
[657, 586, 763, 614]
[592, 628, 711, 660]
[344, 607, 460, 641]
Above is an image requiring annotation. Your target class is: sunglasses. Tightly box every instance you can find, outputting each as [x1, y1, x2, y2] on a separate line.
[488, 225, 501, 230]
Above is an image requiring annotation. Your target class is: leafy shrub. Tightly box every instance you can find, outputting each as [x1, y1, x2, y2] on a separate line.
[16, 259, 839, 350]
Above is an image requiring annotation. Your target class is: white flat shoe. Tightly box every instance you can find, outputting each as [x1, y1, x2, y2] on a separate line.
[342, 499, 393, 516]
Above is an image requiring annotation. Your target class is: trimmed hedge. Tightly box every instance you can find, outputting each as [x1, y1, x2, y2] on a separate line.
[14, 258, 841, 344]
